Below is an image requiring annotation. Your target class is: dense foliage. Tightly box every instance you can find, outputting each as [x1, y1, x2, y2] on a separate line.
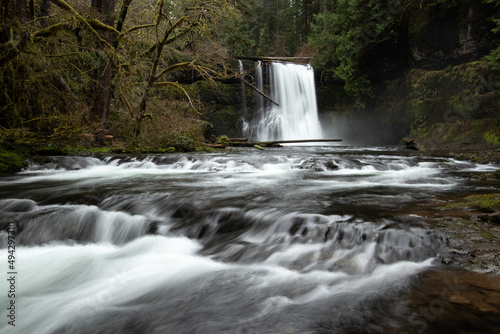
[0, 0, 239, 154]
[310, 0, 401, 100]
[484, 0, 500, 68]
[0, 0, 499, 160]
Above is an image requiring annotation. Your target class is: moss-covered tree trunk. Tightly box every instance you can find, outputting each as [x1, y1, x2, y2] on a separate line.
[90, 0, 116, 127]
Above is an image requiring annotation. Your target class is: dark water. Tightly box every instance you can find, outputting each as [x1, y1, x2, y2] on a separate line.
[0, 146, 498, 333]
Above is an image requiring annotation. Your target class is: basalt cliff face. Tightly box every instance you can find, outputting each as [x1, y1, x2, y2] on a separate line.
[408, 2, 495, 70]
[317, 0, 500, 150]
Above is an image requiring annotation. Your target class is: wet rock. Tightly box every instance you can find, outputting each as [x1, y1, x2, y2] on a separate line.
[477, 214, 500, 225]
[401, 268, 500, 334]
[403, 137, 425, 151]
[296, 158, 339, 171]
[0, 199, 37, 212]
[172, 204, 197, 219]
[476, 169, 500, 180]
[491, 214, 500, 226]
[324, 160, 339, 170]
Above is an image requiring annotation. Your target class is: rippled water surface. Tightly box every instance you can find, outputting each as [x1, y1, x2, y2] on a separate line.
[0, 146, 498, 333]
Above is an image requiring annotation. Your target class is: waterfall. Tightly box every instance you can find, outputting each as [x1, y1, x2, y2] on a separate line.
[243, 62, 323, 141]
[238, 60, 247, 118]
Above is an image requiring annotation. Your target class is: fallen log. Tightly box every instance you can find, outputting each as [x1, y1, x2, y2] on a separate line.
[229, 138, 249, 142]
[204, 139, 343, 149]
[240, 78, 279, 106]
[237, 56, 312, 63]
[203, 143, 226, 149]
[232, 139, 343, 147]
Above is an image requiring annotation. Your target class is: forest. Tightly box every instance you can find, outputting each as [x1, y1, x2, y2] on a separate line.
[1, 0, 500, 171]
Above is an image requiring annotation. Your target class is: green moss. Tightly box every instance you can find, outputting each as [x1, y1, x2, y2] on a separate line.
[443, 194, 500, 213]
[216, 135, 232, 146]
[210, 107, 241, 138]
[471, 156, 487, 163]
[170, 136, 195, 152]
[90, 147, 111, 154]
[0, 152, 27, 173]
[195, 146, 216, 153]
[481, 228, 498, 241]
[34, 144, 67, 156]
[484, 128, 500, 145]
[406, 62, 493, 130]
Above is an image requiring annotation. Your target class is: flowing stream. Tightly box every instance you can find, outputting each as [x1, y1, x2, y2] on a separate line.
[1, 146, 498, 333]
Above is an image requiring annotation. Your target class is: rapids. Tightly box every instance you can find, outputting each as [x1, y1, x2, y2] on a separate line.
[0, 146, 498, 333]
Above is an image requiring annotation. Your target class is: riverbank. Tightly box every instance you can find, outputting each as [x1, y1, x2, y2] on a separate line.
[393, 166, 500, 275]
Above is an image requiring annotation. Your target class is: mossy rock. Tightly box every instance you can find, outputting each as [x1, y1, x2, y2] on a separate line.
[484, 128, 500, 146]
[443, 194, 500, 213]
[90, 147, 111, 155]
[34, 145, 66, 156]
[171, 136, 195, 152]
[0, 152, 27, 173]
[216, 135, 232, 146]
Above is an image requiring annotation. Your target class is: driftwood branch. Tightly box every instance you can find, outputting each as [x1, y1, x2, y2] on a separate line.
[240, 78, 279, 106]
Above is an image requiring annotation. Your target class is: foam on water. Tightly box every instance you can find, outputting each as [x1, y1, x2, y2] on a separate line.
[1, 233, 434, 334]
[0, 147, 497, 333]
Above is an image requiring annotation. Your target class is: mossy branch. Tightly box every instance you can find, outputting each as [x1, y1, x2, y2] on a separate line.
[156, 61, 192, 80]
[49, 0, 113, 50]
[155, 81, 200, 115]
[161, 16, 187, 44]
[33, 23, 73, 38]
[126, 24, 155, 34]
[87, 19, 120, 36]
[116, 0, 134, 33]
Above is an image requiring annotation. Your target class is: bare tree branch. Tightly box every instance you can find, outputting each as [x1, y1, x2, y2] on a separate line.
[155, 81, 200, 115]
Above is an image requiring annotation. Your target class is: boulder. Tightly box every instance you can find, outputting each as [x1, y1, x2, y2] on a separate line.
[403, 137, 425, 151]
[295, 158, 339, 171]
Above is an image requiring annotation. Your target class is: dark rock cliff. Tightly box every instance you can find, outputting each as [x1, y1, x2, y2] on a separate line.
[407, 1, 498, 70]
[317, 0, 500, 148]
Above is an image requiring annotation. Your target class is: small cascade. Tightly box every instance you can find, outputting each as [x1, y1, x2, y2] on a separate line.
[0, 199, 149, 246]
[242, 62, 323, 141]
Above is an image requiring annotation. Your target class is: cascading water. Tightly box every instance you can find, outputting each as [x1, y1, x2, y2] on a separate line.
[1, 148, 499, 333]
[242, 62, 323, 141]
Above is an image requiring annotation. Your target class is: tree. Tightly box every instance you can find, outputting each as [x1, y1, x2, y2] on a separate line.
[90, 0, 116, 125]
[130, 0, 238, 140]
[309, 0, 402, 102]
[0, 0, 241, 150]
[484, 0, 500, 68]
[220, 0, 323, 57]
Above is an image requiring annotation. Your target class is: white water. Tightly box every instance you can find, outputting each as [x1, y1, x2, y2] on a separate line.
[238, 60, 247, 119]
[243, 62, 323, 141]
[0, 147, 498, 333]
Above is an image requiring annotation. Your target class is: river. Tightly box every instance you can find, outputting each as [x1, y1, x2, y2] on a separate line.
[1, 146, 499, 333]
